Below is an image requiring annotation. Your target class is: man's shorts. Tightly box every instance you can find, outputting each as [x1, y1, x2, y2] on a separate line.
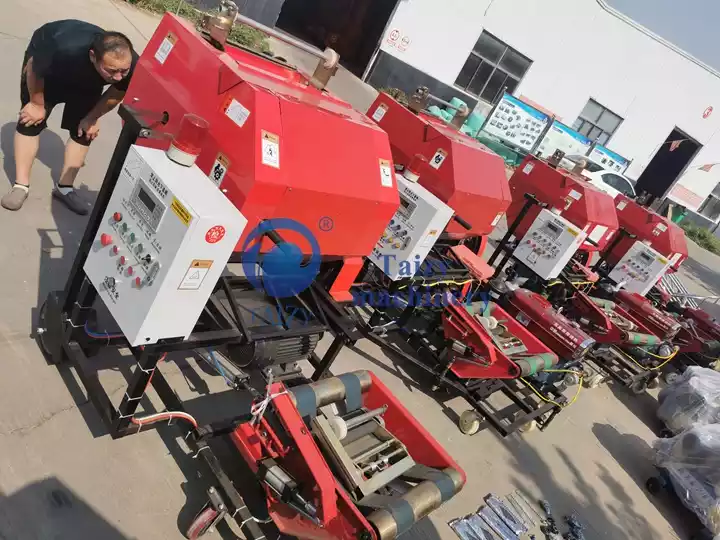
[16, 65, 100, 147]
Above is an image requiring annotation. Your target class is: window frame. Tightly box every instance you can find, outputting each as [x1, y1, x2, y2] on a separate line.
[699, 186, 720, 221]
[454, 31, 532, 104]
[573, 99, 623, 145]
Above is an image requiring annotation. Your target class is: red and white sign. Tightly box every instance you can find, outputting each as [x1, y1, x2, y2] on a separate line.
[386, 28, 400, 46]
[398, 36, 411, 52]
[205, 225, 226, 244]
[704, 106, 714, 119]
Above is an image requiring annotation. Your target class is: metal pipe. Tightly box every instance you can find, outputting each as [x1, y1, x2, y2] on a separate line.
[360, 447, 406, 474]
[427, 93, 466, 113]
[233, 12, 327, 62]
[344, 405, 387, 429]
[352, 439, 396, 464]
[343, 419, 380, 444]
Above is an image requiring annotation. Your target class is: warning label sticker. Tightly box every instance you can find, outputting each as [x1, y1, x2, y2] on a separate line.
[209, 153, 230, 186]
[379, 159, 393, 187]
[154, 32, 177, 64]
[171, 197, 192, 227]
[372, 103, 388, 122]
[261, 131, 280, 168]
[429, 149, 448, 170]
[179, 260, 213, 290]
[223, 98, 251, 128]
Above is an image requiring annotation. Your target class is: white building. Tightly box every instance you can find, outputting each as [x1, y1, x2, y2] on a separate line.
[249, 0, 720, 225]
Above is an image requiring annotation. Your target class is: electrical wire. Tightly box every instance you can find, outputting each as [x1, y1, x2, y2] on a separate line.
[616, 346, 678, 371]
[130, 411, 198, 429]
[84, 321, 124, 340]
[397, 278, 473, 291]
[520, 369, 584, 409]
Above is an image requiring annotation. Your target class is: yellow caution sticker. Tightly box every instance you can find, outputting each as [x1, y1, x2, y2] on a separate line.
[171, 197, 192, 227]
[567, 227, 579, 236]
[179, 260, 213, 290]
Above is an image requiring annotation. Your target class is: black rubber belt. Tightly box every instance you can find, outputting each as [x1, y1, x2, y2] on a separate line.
[291, 385, 317, 419]
[337, 373, 362, 412]
[387, 498, 415, 536]
[424, 469, 456, 503]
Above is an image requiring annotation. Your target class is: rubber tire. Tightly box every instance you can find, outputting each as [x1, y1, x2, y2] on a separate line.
[458, 410, 481, 436]
[36, 300, 54, 361]
[664, 371, 680, 385]
[646, 477, 663, 495]
[631, 380, 648, 395]
[186, 507, 219, 540]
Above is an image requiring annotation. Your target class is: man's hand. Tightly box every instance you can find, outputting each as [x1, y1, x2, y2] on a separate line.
[19, 102, 46, 126]
[78, 116, 100, 141]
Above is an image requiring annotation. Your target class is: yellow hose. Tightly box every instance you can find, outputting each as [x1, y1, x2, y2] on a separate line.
[520, 369, 584, 409]
[616, 346, 678, 371]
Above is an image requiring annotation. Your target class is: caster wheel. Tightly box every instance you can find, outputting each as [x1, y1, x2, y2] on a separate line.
[664, 371, 680, 385]
[37, 301, 52, 358]
[631, 380, 648, 394]
[647, 378, 660, 390]
[458, 410, 482, 435]
[563, 373, 580, 386]
[186, 506, 219, 539]
[646, 477, 663, 495]
[519, 420, 537, 433]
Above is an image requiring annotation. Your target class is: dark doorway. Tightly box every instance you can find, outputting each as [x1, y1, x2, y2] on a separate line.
[275, 0, 399, 77]
[636, 128, 701, 199]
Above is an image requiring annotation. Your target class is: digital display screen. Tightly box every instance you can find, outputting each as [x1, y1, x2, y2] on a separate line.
[547, 222, 562, 234]
[398, 194, 416, 218]
[137, 187, 156, 213]
[639, 252, 653, 263]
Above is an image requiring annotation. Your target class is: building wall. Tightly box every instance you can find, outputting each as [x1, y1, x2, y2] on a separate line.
[378, 0, 720, 213]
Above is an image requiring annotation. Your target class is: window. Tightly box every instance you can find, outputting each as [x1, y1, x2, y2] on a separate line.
[572, 99, 623, 145]
[601, 173, 635, 197]
[455, 32, 531, 104]
[699, 183, 720, 221]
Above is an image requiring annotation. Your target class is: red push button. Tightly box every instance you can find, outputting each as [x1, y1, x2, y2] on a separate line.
[100, 233, 113, 246]
[112, 245, 119, 255]
[127, 266, 134, 276]
[113, 212, 122, 222]
[135, 276, 142, 287]
[119, 256, 126, 265]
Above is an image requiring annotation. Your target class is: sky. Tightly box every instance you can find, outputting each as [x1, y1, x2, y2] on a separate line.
[607, 0, 720, 71]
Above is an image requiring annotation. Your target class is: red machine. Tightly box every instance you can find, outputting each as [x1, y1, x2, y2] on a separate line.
[125, 14, 399, 299]
[501, 288, 595, 360]
[231, 371, 465, 539]
[507, 156, 620, 256]
[367, 92, 511, 241]
[606, 195, 689, 271]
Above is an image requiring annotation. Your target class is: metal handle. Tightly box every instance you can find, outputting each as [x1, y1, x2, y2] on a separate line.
[453, 214, 473, 231]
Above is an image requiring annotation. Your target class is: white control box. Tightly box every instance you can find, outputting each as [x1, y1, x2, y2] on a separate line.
[84, 146, 248, 346]
[608, 240, 671, 296]
[370, 174, 454, 280]
[513, 208, 587, 280]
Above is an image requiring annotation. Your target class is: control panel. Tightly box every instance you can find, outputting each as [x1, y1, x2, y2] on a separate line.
[369, 174, 454, 280]
[513, 208, 587, 280]
[84, 146, 248, 346]
[608, 240, 670, 296]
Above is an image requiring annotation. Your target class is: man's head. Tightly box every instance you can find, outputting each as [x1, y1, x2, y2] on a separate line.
[90, 32, 133, 84]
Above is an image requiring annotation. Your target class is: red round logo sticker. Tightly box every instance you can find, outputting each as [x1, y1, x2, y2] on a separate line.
[205, 225, 226, 244]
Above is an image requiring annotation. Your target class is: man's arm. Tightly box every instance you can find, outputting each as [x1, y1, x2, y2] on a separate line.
[19, 57, 47, 126]
[78, 87, 126, 141]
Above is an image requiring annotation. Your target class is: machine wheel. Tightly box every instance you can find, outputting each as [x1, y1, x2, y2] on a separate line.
[519, 420, 537, 433]
[664, 371, 680, 385]
[645, 477, 663, 495]
[563, 372, 580, 386]
[36, 301, 52, 358]
[186, 506, 219, 539]
[458, 410, 482, 436]
[631, 380, 648, 394]
[647, 377, 660, 390]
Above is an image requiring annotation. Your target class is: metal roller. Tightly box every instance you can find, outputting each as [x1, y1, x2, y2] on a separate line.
[368, 467, 464, 539]
[290, 370, 372, 410]
[513, 353, 559, 377]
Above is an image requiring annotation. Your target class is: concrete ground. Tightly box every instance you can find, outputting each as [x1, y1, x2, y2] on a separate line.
[0, 1, 715, 539]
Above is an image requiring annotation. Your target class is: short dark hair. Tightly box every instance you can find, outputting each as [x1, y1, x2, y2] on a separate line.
[91, 31, 133, 58]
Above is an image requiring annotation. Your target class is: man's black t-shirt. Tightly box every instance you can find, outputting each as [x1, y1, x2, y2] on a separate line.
[26, 19, 138, 102]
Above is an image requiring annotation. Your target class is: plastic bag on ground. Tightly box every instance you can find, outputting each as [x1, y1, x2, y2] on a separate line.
[657, 366, 720, 433]
[654, 424, 720, 534]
